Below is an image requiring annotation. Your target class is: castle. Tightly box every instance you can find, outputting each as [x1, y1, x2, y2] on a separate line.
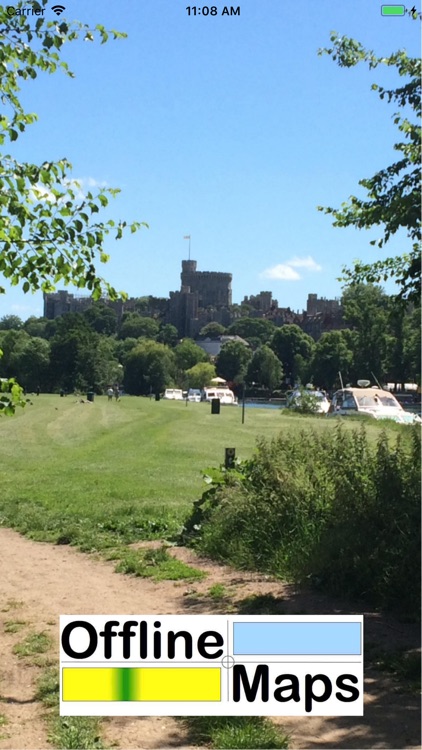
[166, 260, 233, 337]
[43, 260, 344, 339]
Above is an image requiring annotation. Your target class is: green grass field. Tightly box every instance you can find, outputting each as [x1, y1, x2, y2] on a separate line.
[0, 394, 398, 552]
[0, 395, 416, 750]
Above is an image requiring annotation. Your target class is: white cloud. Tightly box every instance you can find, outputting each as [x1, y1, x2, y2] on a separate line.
[259, 255, 322, 282]
[287, 255, 322, 272]
[78, 177, 108, 189]
[260, 264, 301, 281]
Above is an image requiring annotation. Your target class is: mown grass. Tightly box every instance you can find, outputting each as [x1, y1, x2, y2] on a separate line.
[1, 397, 415, 749]
[0, 394, 390, 547]
[1, 396, 411, 590]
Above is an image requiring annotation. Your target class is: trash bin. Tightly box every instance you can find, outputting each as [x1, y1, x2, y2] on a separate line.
[87, 391, 95, 402]
[155, 393, 160, 401]
[211, 398, 220, 415]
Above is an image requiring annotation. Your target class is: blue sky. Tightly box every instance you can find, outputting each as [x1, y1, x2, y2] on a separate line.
[1, 0, 420, 319]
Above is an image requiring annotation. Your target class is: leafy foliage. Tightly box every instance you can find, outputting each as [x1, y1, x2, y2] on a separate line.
[123, 340, 176, 395]
[246, 345, 283, 390]
[199, 322, 227, 338]
[215, 339, 252, 383]
[228, 317, 275, 344]
[0, 371, 26, 415]
[185, 361, 216, 389]
[174, 338, 209, 371]
[270, 325, 314, 384]
[0, 1, 146, 301]
[286, 386, 323, 414]
[341, 284, 389, 380]
[318, 33, 421, 303]
[310, 330, 354, 390]
[185, 425, 421, 619]
[118, 313, 159, 340]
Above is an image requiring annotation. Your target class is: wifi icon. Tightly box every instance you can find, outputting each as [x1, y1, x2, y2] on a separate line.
[51, 5, 66, 15]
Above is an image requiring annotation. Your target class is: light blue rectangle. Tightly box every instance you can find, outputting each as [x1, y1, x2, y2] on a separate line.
[233, 622, 361, 655]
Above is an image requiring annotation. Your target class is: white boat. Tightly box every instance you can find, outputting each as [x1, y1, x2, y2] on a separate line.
[163, 388, 184, 401]
[287, 389, 330, 414]
[329, 386, 421, 424]
[202, 386, 238, 405]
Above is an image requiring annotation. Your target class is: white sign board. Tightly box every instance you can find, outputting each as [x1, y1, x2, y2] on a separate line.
[60, 614, 364, 716]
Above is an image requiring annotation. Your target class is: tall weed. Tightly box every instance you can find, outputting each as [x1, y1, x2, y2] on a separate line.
[183, 425, 420, 619]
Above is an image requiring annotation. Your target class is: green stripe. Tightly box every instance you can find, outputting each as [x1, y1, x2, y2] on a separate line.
[118, 668, 135, 701]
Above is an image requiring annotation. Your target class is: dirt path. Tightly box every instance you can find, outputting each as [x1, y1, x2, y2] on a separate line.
[0, 528, 420, 750]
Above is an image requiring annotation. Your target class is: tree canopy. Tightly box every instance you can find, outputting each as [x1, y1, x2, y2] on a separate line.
[216, 340, 252, 383]
[246, 345, 283, 390]
[318, 32, 421, 303]
[270, 325, 314, 385]
[0, 1, 146, 302]
[0, 1, 147, 413]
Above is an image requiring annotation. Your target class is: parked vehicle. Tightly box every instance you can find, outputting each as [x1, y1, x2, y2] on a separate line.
[329, 386, 421, 424]
[187, 389, 201, 402]
[202, 386, 238, 405]
[163, 388, 184, 400]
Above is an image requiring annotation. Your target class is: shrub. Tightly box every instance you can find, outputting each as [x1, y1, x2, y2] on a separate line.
[183, 425, 421, 619]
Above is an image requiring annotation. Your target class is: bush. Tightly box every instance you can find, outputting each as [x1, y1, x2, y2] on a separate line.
[183, 425, 421, 619]
[287, 387, 321, 414]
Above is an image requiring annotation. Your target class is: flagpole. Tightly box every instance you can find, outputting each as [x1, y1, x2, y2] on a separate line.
[183, 235, 191, 261]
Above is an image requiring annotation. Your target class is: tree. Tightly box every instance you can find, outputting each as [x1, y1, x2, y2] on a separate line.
[48, 313, 97, 391]
[0, 2, 146, 301]
[0, 2, 146, 412]
[228, 318, 275, 344]
[118, 314, 159, 340]
[0, 329, 31, 375]
[174, 339, 208, 371]
[23, 316, 49, 338]
[404, 306, 421, 384]
[270, 325, 314, 384]
[199, 322, 226, 338]
[318, 32, 421, 303]
[123, 341, 175, 395]
[384, 303, 420, 388]
[115, 337, 139, 365]
[341, 284, 388, 380]
[83, 303, 118, 335]
[215, 340, 252, 383]
[157, 324, 179, 347]
[246, 345, 283, 391]
[310, 330, 354, 390]
[0, 315, 23, 330]
[10, 337, 50, 391]
[185, 362, 216, 389]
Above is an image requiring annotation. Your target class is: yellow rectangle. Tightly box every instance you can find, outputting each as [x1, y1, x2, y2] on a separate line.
[140, 667, 221, 701]
[63, 668, 115, 701]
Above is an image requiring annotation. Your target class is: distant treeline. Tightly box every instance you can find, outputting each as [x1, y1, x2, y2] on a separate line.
[0, 284, 419, 394]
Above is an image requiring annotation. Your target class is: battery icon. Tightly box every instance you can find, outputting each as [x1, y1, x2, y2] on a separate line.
[381, 5, 405, 14]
